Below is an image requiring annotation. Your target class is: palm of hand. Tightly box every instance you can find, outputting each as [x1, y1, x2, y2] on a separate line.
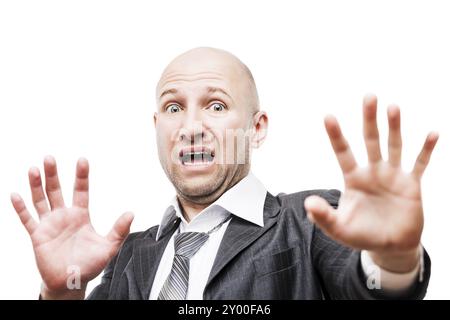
[335, 163, 423, 252]
[31, 207, 115, 290]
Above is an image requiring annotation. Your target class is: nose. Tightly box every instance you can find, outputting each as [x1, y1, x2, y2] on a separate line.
[178, 107, 206, 145]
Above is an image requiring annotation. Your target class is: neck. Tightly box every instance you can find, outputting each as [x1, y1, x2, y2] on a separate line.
[176, 166, 250, 222]
[176, 197, 209, 222]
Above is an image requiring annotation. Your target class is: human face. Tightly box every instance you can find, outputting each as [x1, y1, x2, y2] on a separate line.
[154, 51, 263, 204]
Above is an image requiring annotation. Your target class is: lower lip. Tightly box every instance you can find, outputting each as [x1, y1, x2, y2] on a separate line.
[179, 158, 215, 172]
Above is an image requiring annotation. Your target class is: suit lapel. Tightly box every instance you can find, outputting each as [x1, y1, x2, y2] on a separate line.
[205, 192, 281, 290]
[132, 214, 180, 300]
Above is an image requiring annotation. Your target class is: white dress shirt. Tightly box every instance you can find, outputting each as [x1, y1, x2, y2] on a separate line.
[149, 172, 420, 299]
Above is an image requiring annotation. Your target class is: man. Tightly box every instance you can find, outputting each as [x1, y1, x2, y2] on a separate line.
[10, 47, 438, 299]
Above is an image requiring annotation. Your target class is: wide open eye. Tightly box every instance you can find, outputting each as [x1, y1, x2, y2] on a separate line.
[209, 102, 226, 112]
[166, 104, 181, 113]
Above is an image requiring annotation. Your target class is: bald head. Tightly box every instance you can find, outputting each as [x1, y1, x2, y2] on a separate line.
[156, 47, 260, 114]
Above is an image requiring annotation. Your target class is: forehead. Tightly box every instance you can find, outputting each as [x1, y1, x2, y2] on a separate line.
[156, 54, 246, 99]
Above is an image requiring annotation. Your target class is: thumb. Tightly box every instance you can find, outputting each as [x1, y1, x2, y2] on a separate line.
[304, 195, 338, 236]
[107, 211, 134, 245]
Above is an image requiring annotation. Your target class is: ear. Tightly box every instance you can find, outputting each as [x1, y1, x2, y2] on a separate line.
[251, 111, 268, 148]
[153, 112, 158, 127]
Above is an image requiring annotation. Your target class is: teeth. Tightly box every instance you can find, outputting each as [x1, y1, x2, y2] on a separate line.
[181, 151, 214, 164]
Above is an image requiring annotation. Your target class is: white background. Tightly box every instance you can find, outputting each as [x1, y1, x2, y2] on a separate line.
[0, 0, 449, 299]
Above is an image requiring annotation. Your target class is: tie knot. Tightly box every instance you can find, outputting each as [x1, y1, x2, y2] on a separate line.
[174, 232, 209, 259]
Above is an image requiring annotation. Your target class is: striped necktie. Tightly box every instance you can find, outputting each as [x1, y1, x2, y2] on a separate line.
[158, 231, 209, 300]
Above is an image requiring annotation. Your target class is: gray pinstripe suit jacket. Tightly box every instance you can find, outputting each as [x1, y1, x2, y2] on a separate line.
[87, 189, 430, 300]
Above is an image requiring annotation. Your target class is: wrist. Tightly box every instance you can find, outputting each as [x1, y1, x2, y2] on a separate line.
[368, 245, 421, 273]
[40, 282, 87, 300]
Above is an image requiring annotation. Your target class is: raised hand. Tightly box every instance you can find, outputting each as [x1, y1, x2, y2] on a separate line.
[11, 156, 134, 299]
[305, 95, 439, 272]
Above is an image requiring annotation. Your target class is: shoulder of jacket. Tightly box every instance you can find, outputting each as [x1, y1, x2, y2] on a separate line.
[125, 225, 159, 243]
[276, 189, 341, 207]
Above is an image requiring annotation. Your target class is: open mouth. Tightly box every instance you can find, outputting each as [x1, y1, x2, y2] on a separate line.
[179, 146, 215, 166]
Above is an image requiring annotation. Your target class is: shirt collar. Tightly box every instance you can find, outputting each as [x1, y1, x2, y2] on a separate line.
[155, 172, 267, 241]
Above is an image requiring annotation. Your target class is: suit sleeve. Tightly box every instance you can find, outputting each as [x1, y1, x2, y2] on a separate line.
[310, 189, 431, 300]
[85, 254, 117, 300]
[86, 231, 141, 300]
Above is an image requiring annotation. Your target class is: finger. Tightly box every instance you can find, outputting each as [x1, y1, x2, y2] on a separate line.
[28, 167, 50, 217]
[412, 132, 439, 179]
[304, 195, 339, 237]
[73, 158, 89, 208]
[106, 212, 134, 245]
[363, 94, 382, 163]
[43, 155, 65, 210]
[11, 193, 38, 235]
[387, 105, 402, 166]
[324, 115, 358, 174]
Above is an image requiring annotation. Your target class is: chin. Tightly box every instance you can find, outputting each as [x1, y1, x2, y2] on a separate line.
[178, 176, 220, 197]
[171, 169, 226, 200]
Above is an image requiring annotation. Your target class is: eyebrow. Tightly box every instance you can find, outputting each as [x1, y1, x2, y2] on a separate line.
[158, 86, 234, 103]
[159, 88, 178, 99]
[206, 86, 233, 101]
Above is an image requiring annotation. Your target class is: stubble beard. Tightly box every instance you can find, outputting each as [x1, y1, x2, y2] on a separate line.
[166, 163, 249, 206]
